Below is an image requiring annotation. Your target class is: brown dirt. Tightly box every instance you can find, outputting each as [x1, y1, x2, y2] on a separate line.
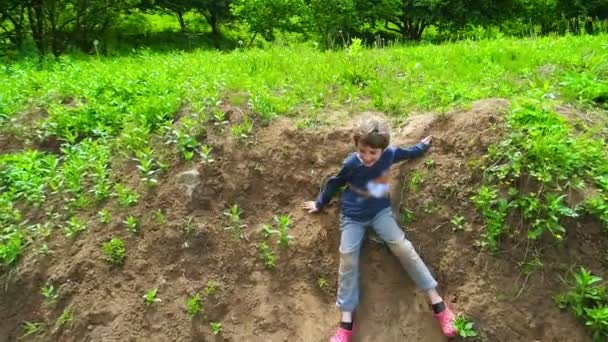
[0, 99, 602, 342]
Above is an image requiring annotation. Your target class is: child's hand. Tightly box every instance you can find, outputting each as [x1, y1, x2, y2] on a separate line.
[421, 135, 432, 145]
[302, 201, 319, 213]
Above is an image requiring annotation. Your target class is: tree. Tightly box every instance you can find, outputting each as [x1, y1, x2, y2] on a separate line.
[153, 0, 194, 32]
[311, 0, 360, 46]
[24, 0, 138, 56]
[0, 0, 27, 50]
[198, 0, 231, 36]
[231, 0, 311, 44]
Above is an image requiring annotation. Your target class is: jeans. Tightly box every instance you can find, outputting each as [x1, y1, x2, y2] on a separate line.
[336, 207, 437, 312]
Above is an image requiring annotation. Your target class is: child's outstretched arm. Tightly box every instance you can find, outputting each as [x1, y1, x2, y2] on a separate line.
[393, 135, 432, 163]
[302, 162, 351, 213]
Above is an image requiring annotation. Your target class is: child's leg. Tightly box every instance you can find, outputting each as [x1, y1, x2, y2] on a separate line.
[370, 207, 457, 337]
[370, 208, 438, 292]
[330, 216, 366, 341]
[336, 215, 366, 317]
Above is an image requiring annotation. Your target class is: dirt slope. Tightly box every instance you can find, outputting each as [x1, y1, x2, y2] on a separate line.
[1, 99, 598, 342]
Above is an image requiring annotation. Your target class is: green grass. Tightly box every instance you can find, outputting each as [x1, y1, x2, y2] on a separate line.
[0, 35, 606, 269]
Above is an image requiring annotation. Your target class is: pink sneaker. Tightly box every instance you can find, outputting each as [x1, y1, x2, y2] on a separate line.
[434, 305, 457, 337]
[329, 326, 353, 342]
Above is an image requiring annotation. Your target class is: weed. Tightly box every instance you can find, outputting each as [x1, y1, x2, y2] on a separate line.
[451, 215, 466, 231]
[400, 208, 416, 224]
[143, 288, 161, 305]
[204, 280, 218, 296]
[0, 230, 24, 265]
[454, 314, 478, 338]
[115, 184, 139, 207]
[224, 204, 246, 240]
[519, 253, 544, 276]
[424, 158, 435, 168]
[123, 215, 138, 234]
[318, 277, 327, 289]
[64, 216, 87, 238]
[183, 217, 195, 235]
[103, 237, 126, 265]
[409, 171, 424, 192]
[185, 294, 202, 318]
[40, 283, 59, 305]
[230, 115, 253, 141]
[274, 214, 293, 249]
[37, 243, 50, 256]
[258, 242, 276, 269]
[155, 209, 166, 225]
[134, 147, 159, 187]
[98, 209, 112, 224]
[556, 267, 608, 340]
[211, 109, 228, 126]
[57, 309, 74, 328]
[261, 223, 274, 240]
[210, 322, 222, 335]
[200, 144, 214, 164]
[21, 321, 46, 337]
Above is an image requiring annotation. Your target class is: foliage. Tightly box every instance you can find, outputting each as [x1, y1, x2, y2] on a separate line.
[185, 293, 202, 318]
[103, 237, 126, 265]
[556, 267, 608, 340]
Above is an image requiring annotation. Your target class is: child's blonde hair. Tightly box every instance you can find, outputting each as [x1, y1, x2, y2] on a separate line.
[353, 115, 391, 150]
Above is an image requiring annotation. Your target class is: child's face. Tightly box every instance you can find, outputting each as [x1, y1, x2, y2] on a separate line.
[357, 142, 383, 167]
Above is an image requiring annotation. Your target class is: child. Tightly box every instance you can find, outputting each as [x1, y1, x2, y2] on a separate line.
[302, 116, 456, 341]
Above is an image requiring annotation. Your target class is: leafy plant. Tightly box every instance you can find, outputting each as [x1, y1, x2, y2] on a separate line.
[98, 208, 112, 224]
[210, 322, 222, 335]
[57, 309, 74, 328]
[556, 267, 608, 340]
[274, 214, 293, 249]
[143, 288, 161, 305]
[258, 242, 276, 269]
[134, 147, 160, 187]
[103, 237, 126, 265]
[185, 294, 202, 318]
[22, 321, 46, 337]
[40, 283, 59, 304]
[0, 230, 24, 265]
[63, 216, 87, 238]
[155, 209, 166, 225]
[123, 215, 138, 234]
[318, 277, 327, 289]
[454, 314, 477, 338]
[211, 110, 228, 125]
[200, 144, 215, 164]
[204, 280, 218, 296]
[224, 204, 246, 239]
[400, 208, 416, 224]
[183, 217, 195, 235]
[230, 115, 253, 141]
[451, 215, 466, 231]
[115, 184, 139, 207]
[409, 171, 424, 192]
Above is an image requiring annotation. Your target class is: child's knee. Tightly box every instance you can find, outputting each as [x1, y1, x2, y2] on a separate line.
[389, 238, 417, 258]
[339, 251, 358, 273]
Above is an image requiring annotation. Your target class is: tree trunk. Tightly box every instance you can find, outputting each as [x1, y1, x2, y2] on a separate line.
[176, 10, 186, 32]
[27, 0, 45, 55]
[403, 18, 427, 41]
[6, 5, 26, 49]
[209, 12, 219, 36]
[247, 32, 258, 48]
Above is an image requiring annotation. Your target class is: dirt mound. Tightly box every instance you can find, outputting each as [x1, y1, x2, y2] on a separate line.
[0, 99, 594, 341]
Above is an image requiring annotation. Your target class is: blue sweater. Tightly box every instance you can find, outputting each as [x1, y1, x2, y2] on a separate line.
[315, 143, 429, 221]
